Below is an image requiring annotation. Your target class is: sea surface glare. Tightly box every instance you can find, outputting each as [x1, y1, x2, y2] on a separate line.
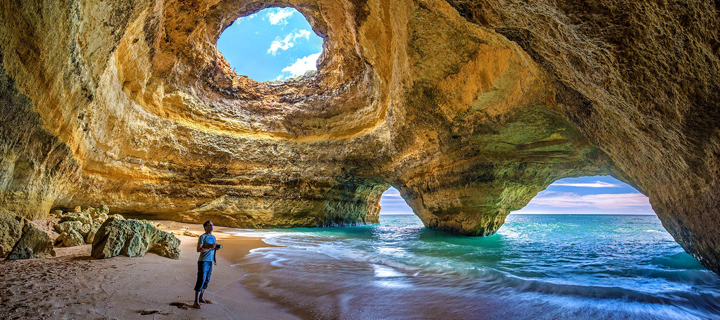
[230, 214, 720, 319]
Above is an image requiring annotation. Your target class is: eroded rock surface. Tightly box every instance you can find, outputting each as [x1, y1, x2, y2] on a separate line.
[0, 212, 27, 257]
[91, 216, 180, 259]
[0, 1, 718, 272]
[5, 218, 55, 260]
[58, 229, 86, 247]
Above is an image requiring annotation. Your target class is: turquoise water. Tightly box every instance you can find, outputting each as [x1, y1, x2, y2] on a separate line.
[230, 214, 720, 319]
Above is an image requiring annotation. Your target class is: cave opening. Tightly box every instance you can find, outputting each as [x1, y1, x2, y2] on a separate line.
[379, 187, 414, 215]
[378, 187, 422, 224]
[216, 7, 324, 82]
[511, 175, 655, 216]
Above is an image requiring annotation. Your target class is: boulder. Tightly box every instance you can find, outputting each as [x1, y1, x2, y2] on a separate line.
[30, 218, 61, 244]
[59, 211, 92, 225]
[85, 223, 101, 244]
[97, 205, 110, 215]
[91, 216, 180, 259]
[46, 229, 61, 244]
[5, 223, 55, 260]
[91, 205, 110, 221]
[0, 213, 27, 258]
[58, 229, 85, 247]
[73, 206, 82, 213]
[93, 213, 108, 224]
[54, 221, 83, 234]
[77, 223, 91, 237]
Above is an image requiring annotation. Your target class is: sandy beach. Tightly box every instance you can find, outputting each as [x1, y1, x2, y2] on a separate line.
[0, 221, 299, 320]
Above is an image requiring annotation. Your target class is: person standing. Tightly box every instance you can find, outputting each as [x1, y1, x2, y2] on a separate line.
[193, 220, 217, 309]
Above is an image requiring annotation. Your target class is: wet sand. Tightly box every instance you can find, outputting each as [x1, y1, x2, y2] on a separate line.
[0, 221, 298, 320]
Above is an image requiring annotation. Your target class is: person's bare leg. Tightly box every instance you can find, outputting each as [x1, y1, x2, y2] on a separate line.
[200, 293, 212, 304]
[193, 291, 202, 309]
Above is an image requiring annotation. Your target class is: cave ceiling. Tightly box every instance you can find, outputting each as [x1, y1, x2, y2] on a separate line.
[1, 0, 719, 273]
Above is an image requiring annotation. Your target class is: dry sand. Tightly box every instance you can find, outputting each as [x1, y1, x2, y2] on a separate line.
[0, 221, 299, 320]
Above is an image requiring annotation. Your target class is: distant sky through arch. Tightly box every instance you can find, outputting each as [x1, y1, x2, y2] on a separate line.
[378, 176, 654, 216]
[512, 175, 654, 215]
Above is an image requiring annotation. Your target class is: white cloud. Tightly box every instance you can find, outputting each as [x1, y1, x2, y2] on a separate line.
[380, 200, 409, 206]
[553, 181, 619, 188]
[266, 8, 294, 25]
[530, 192, 650, 209]
[379, 211, 416, 215]
[267, 30, 312, 55]
[381, 188, 403, 198]
[280, 52, 321, 78]
[382, 194, 404, 198]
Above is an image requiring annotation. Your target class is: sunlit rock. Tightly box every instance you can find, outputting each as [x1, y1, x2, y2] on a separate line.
[91, 216, 180, 259]
[0, 0, 718, 273]
[5, 223, 55, 260]
[58, 229, 85, 247]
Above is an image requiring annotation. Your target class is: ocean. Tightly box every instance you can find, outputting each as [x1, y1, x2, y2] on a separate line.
[227, 214, 720, 319]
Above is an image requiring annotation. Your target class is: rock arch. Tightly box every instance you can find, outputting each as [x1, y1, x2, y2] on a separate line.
[1, 0, 718, 274]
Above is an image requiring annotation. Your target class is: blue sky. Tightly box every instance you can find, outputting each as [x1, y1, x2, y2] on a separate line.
[379, 176, 655, 215]
[217, 8, 324, 82]
[378, 187, 414, 215]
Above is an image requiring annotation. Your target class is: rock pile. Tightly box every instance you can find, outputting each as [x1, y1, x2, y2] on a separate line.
[1, 205, 179, 260]
[50, 205, 180, 259]
[54, 205, 110, 247]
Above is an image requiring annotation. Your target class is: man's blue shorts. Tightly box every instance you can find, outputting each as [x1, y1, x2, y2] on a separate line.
[194, 261, 213, 292]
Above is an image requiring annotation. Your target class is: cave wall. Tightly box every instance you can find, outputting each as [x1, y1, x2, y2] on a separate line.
[1, 0, 719, 272]
[446, 0, 720, 272]
[0, 48, 81, 219]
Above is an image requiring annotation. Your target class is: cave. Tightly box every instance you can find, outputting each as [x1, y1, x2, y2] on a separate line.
[1, 0, 719, 276]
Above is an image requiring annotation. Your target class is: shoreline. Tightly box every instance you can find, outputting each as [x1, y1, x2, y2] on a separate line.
[0, 220, 299, 320]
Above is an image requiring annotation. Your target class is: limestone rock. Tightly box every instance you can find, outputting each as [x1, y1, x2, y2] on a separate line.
[0, 213, 27, 258]
[46, 230, 61, 245]
[171, 226, 199, 238]
[0, 0, 719, 274]
[92, 205, 110, 222]
[59, 211, 92, 225]
[77, 223, 91, 238]
[5, 223, 55, 260]
[30, 218, 61, 244]
[91, 216, 180, 259]
[54, 221, 83, 235]
[94, 213, 108, 224]
[58, 230, 85, 247]
[85, 223, 101, 244]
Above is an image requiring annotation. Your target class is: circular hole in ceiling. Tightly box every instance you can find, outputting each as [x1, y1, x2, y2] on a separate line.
[217, 7, 324, 83]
